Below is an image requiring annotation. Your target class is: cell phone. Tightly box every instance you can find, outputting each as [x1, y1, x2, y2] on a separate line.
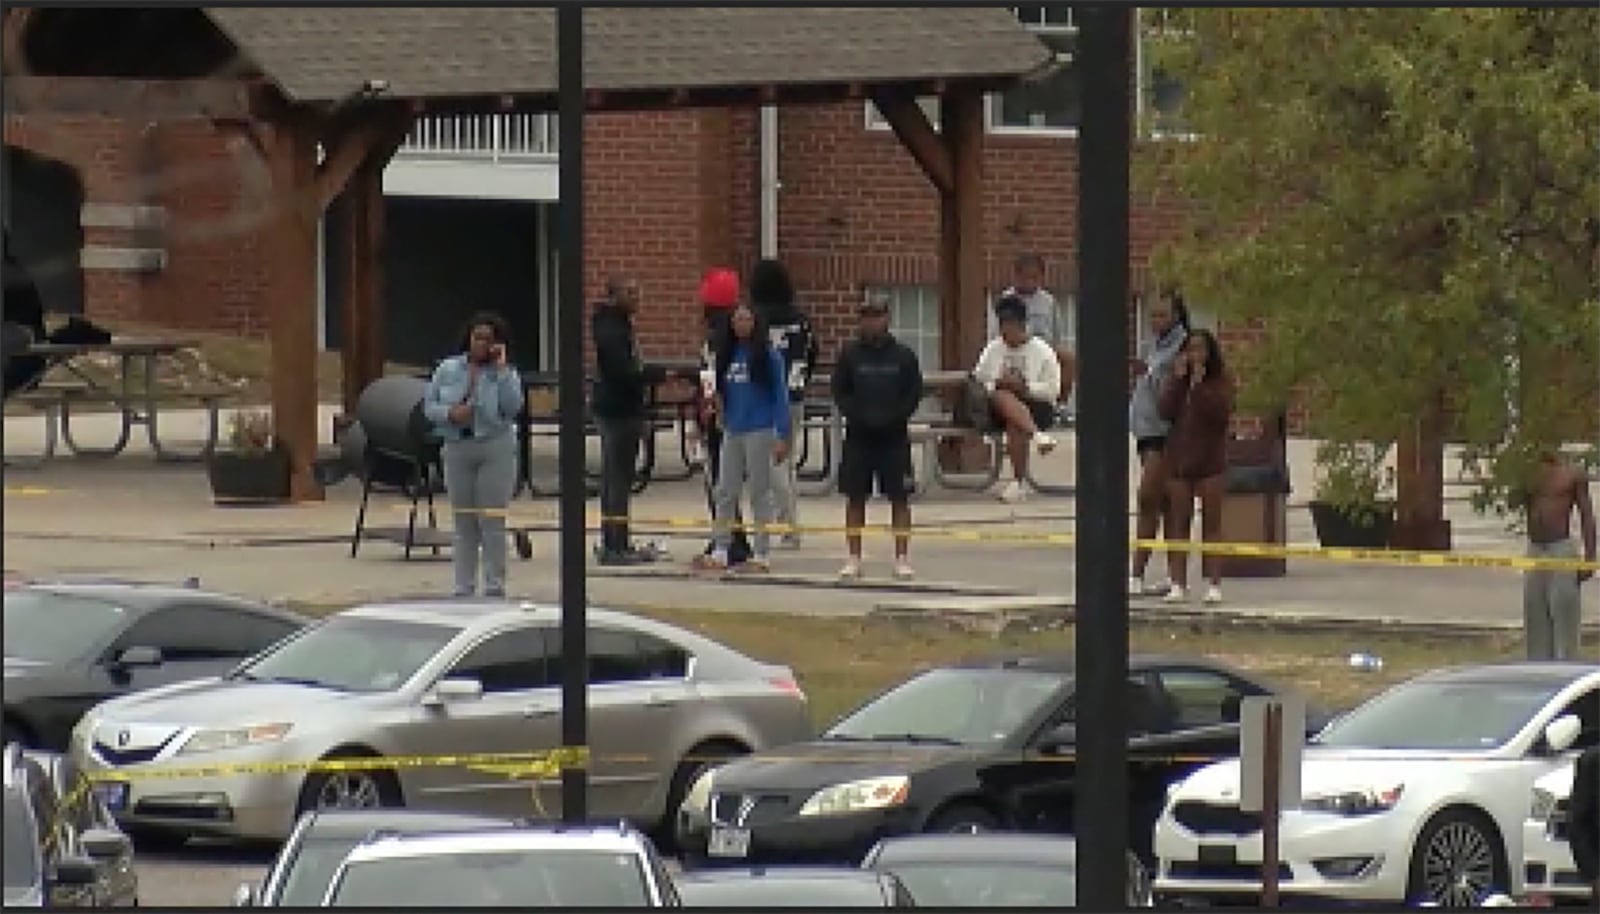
[490, 344, 506, 361]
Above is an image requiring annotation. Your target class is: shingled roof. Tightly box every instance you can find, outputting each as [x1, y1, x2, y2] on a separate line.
[203, 7, 1050, 104]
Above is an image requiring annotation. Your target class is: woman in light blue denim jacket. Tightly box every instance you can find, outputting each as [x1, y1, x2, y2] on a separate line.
[423, 312, 524, 597]
[1127, 288, 1190, 596]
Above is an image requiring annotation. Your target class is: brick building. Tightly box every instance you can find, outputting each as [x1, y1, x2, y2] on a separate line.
[3, 6, 1193, 381]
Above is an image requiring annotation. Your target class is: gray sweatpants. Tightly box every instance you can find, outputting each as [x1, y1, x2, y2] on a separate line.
[714, 429, 777, 559]
[1524, 539, 1584, 661]
[442, 434, 518, 597]
[770, 402, 803, 543]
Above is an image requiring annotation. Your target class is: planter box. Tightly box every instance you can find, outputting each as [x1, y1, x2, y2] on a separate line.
[207, 449, 290, 505]
[1309, 499, 1395, 549]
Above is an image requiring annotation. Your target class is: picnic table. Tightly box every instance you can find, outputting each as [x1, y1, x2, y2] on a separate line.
[799, 368, 1074, 498]
[11, 338, 228, 462]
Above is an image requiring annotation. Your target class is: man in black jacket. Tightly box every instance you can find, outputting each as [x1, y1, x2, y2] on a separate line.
[591, 275, 669, 565]
[1571, 745, 1599, 902]
[832, 291, 923, 581]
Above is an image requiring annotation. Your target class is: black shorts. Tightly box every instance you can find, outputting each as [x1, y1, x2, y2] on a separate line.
[1136, 436, 1167, 456]
[992, 397, 1056, 432]
[838, 433, 914, 501]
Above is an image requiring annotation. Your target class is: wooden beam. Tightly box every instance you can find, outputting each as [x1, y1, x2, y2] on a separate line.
[2, 9, 34, 76]
[872, 88, 953, 195]
[938, 86, 988, 472]
[2, 75, 256, 119]
[339, 162, 386, 414]
[263, 117, 325, 502]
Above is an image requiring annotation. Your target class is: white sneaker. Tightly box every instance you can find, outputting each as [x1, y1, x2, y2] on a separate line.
[1163, 584, 1188, 604]
[1034, 432, 1058, 454]
[893, 559, 915, 580]
[1204, 585, 1222, 605]
[838, 558, 862, 580]
[997, 480, 1029, 503]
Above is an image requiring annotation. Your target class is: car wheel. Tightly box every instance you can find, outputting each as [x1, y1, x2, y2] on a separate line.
[656, 740, 748, 853]
[295, 756, 401, 817]
[924, 801, 1000, 834]
[1406, 808, 1508, 908]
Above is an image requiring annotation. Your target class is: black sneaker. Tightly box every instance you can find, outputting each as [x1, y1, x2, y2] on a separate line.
[597, 549, 649, 567]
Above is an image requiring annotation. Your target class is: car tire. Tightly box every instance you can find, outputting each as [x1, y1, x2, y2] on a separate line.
[1405, 807, 1508, 908]
[924, 801, 1000, 833]
[656, 740, 748, 853]
[294, 753, 402, 818]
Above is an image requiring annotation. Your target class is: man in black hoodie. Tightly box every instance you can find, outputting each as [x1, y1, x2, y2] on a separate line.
[832, 291, 923, 581]
[591, 275, 669, 565]
[750, 258, 818, 549]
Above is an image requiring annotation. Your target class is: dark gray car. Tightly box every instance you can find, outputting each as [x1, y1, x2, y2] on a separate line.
[3, 583, 308, 750]
[3, 744, 137, 907]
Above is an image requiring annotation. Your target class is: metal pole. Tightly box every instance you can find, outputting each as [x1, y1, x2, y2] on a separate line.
[1261, 702, 1283, 908]
[1073, 4, 1133, 908]
[556, 2, 588, 824]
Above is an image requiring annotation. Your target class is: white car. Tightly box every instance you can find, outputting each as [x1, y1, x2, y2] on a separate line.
[320, 823, 679, 906]
[1522, 762, 1591, 906]
[1153, 662, 1598, 908]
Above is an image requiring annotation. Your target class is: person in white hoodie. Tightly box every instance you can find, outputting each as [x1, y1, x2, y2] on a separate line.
[973, 294, 1062, 503]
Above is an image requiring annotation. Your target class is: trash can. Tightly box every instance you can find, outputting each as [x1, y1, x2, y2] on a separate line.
[1219, 418, 1291, 578]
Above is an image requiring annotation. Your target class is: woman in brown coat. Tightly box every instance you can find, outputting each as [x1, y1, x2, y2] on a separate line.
[1158, 328, 1235, 605]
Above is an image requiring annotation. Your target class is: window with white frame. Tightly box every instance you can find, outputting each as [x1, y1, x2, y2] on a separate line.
[868, 285, 942, 370]
[1136, 8, 1194, 139]
[990, 5, 1081, 133]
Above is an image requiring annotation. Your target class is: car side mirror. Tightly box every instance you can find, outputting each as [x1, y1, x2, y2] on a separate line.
[49, 856, 99, 887]
[1040, 723, 1077, 754]
[232, 883, 259, 907]
[1543, 715, 1581, 754]
[80, 827, 131, 859]
[112, 645, 162, 668]
[423, 677, 483, 707]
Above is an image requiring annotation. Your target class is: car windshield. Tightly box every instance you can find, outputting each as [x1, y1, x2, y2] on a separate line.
[1315, 678, 1560, 751]
[3, 796, 39, 889]
[824, 667, 1063, 745]
[276, 836, 366, 906]
[682, 878, 888, 906]
[884, 863, 1076, 906]
[327, 850, 651, 906]
[3, 591, 130, 663]
[235, 617, 458, 693]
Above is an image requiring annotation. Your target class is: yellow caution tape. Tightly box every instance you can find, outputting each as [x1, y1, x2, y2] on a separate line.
[80, 746, 590, 785]
[399, 508, 1598, 573]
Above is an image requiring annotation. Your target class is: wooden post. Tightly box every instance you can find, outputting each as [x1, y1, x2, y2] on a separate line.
[339, 161, 386, 413]
[1393, 389, 1451, 551]
[263, 117, 324, 502]
[1261, 701, 1283, 908]
[937, 86, 987, 472]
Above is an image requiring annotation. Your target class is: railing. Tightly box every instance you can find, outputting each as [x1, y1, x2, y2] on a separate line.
[397, 114, 559, 161]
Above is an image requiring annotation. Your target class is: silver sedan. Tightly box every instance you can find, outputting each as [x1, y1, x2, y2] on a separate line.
[70, 600, 814, 844]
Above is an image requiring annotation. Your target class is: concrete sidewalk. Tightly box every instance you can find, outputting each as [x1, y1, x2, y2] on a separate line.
[5, 441, 1593, 638]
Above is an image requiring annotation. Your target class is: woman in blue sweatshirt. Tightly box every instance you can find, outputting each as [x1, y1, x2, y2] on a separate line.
[705, 302, 790, 571]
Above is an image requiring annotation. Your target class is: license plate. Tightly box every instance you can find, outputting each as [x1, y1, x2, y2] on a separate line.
[707, 826, 751, 858]
[94, 781, 128, 812]
[1197, 844, 1237, 865]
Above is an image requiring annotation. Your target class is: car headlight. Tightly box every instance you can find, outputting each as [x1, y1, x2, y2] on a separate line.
[798, 775, 909, 817]
[681, 766, 719, 816]
[1302, 785, 1403, 816]
[178, 723, 292, 755]
[1529, 787, 1557, 822]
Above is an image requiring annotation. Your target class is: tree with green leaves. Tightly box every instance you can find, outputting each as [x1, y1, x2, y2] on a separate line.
[1141, 7, 1599, 540]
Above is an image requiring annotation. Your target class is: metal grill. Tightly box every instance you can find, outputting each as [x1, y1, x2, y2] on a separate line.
[1171, 801, 1263, 836]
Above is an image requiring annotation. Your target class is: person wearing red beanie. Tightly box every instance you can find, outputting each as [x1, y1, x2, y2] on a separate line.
[691, 268, 754, 569]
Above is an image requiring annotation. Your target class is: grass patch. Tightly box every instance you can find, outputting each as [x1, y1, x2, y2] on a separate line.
[285, 600, 1525, 728]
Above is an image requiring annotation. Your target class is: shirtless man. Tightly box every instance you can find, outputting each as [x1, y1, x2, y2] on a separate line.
[1522, 451, 1597, 660]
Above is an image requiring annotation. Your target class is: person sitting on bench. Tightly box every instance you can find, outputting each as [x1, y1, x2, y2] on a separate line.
[972, 294, 1062, 504]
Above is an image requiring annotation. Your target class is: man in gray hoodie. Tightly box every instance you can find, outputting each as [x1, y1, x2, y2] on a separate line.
[1128, 287, 1190, 595]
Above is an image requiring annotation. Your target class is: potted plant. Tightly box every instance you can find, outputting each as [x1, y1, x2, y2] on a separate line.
[207, 409, 290, 504]
[1308, 440, 1396, 548]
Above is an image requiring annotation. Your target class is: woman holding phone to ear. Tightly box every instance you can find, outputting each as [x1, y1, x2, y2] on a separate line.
[424, 311, 524, 598]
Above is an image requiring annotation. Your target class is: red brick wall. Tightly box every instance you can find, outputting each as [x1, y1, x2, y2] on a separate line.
[4, 113, 275, 336]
